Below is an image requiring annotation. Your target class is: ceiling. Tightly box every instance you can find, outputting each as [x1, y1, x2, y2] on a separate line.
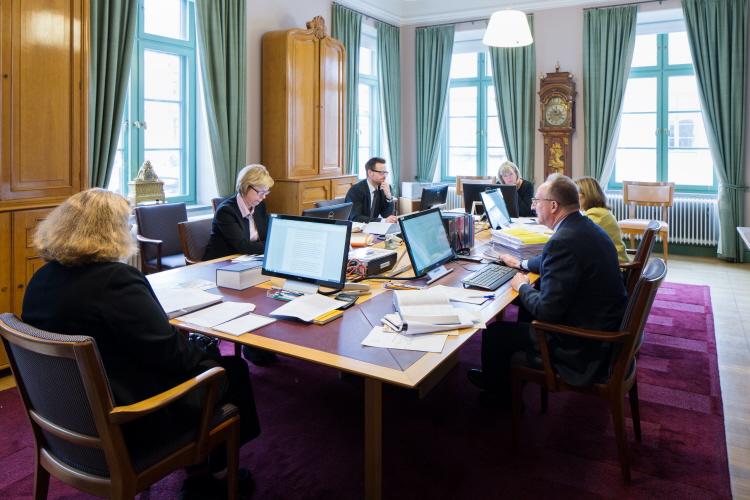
[344, 0, 616, 26]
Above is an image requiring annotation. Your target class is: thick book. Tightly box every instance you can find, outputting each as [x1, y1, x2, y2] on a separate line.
[215, 261, 269, 290]
[392, 289, 461, 325]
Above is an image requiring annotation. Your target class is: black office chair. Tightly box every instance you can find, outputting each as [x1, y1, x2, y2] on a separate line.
[134, 203, 188, 274]
[178, 218, 214, 265]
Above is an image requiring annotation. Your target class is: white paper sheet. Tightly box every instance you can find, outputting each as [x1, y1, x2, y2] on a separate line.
[363, 222, 399, 235]
[431, 285, 491, 305]
[213, 313, 276, 336]
[361, 327, 448, 352]
[178, 302, 256, 328]
[174, 279, 216, 291]
[153, 288, 223, 318]
[269, 293, 343, 322]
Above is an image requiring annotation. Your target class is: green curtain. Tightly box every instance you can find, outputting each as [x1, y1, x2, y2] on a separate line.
[195, 0, 246, 197]
[488, 15, 536, 183]
[377, 22, 401, 197]
[415, 25, 455, 182]
[582, 5, 638, 184]
[683, 0, 748, 262]
[89, 0, 138, 188]
[332, 5, 362, 176]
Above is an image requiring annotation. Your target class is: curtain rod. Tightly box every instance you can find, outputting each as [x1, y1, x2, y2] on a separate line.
[583, 0, 664, 11]
[332, 2, 400, 29]
[416, 13, 533, 30]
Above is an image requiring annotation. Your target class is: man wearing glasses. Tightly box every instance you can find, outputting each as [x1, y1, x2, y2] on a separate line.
[468, 174, 628, 410]
[345, 157, 398, 223]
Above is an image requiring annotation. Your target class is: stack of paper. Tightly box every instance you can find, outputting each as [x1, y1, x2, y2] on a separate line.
[484, 228, 549, 260]
[153, 288, 224, 319]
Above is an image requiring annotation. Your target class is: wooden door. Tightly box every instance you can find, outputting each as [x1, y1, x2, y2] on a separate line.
[287, 31, 319, 178]
[332, 175, 357, 199]
[0, 212, 8, 368]
[318, 37, 345, 177]
[299, 180, 330, 213]
[12, 208, 50, 314]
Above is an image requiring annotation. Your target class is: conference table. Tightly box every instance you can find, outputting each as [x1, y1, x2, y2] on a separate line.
[147, 229, 537, 499]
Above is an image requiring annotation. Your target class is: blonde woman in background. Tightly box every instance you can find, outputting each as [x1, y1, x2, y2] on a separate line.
[497, 161, 535, 217]
[574, 176, 631, 264]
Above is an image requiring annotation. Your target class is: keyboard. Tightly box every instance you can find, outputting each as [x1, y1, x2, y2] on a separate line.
[460, 263, 518, 291]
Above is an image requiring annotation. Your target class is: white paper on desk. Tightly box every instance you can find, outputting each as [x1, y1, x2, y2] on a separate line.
[351, 222, 366, 232]
[153, 288, 223, 318]
[431, 285, 489, 305]
[214, 313, 276, 336]
[362, 327, 448, 352]
[174, 279, 216, 291]
[363, 222, 399, 235]
[178, 302, 256, 328]
[231, 254, 264, 263]
[269, 293, 342, 322]
[382, 308, 478, 335]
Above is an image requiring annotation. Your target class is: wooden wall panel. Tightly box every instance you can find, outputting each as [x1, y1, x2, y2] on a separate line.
[289, 35, 318, 178]
[318, 37, 344, 177]
[11, 208, 50, 314]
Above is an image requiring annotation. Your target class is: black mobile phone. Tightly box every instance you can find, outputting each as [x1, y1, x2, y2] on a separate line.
[334, 292, 358, 310]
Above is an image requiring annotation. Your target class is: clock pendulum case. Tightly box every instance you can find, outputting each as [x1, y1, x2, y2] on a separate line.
[538, 64, 577, 179]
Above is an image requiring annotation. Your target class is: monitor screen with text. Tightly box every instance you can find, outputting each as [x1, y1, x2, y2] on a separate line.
[263, 215, 352, 288]
[398, 208, 455, 277]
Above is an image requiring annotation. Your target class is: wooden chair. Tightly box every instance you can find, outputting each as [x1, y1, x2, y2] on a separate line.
[511, 259, 668, 485]
[618, 181, 674, 263]
[0, 313, 241, 500]
[314, 197, 346, 209]
[455, 175, 495, 196]
[178, 218, 214, 265]
[212, 197, 230, 212]
[134, 203, 188, 274]
[620, 220, 660, 296]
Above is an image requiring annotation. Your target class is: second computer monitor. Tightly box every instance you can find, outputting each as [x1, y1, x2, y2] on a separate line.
[463, 183, 519, 218]
[418, 184, 449, 212]
[398, 207, 455, 279]
[300, 202, 353, 221]
[480, 189, 512, 230]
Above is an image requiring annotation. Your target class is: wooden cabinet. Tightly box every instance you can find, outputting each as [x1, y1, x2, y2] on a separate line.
[0, 0, 88, 369]
[262, 16, 348, 215]
[267, 175, 357, 217]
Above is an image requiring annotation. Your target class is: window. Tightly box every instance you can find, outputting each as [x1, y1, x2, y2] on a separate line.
[109, 0, 197, 203]
[440, 50, 506, 182]
[610, 31, 715, 193]
[357, 28, 380, 179]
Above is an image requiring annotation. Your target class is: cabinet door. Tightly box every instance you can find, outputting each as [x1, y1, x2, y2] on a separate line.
[288, 32, 319, 178]
[1, 0, 85, 201]
[0, 212, 8, 368]
[299, 180, 330, 213]
[332, 176, 357, 199]
[318, 37, 345, 177]
[12, 208, 50, 314]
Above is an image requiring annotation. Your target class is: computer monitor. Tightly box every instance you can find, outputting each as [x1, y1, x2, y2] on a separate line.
[462, 183, 519, 218]
[262, 214, 352, 293]
[398, 207, 455, 284]
[418, 184, 449, 212]
[300, 202, 353, 220]
[480, 189, 512, 230]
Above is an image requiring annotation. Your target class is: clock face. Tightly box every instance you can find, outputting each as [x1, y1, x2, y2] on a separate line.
[545, 103, 567, 126]
[144, 170, 154, 181]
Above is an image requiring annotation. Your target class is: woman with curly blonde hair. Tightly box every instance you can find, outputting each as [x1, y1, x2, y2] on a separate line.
[23, 189, 260, 483]
[574, 176, 630, 264]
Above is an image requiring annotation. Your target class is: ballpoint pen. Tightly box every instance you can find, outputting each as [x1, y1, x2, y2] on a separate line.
[468, 295, 496, 299]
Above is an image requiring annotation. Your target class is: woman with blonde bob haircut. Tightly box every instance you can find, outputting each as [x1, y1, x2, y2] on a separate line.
[497, 160, 535, 217]
[574, 176, 630, 264]
[23, 189, 261, 482]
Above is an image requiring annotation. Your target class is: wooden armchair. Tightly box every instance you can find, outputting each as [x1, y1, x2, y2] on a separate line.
[618, 181, 674, 263]
[179, 218, 214, 265]
[620, 220, 660, 296]
[134, 203, 188, 274]
[0, 313, 241, 500]
[212, 197, 231, 212]
[511, 259, 668, 485]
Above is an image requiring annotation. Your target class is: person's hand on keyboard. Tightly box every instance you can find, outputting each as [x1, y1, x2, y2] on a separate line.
[510, 272, 531, 292]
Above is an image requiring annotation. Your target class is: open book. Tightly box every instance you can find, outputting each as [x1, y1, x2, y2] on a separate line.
[392, 289, 460, 325]
[153, 288, 223, 319]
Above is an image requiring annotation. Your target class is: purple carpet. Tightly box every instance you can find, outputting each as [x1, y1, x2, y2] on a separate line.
[0, 282, 730, 498]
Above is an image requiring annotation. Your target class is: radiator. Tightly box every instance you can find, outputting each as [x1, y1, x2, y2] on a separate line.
[608, 193, 719, 246]
[447, 187, 462, 210]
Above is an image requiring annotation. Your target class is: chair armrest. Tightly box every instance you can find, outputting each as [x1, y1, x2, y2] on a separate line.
[136, 235, 164, 271]
[625, 248, 637, 255]
[531, 320, 630, 343]
[619, 260, 643, 270]
[136, 234, 163, 247]
[108, 367, 225, 425]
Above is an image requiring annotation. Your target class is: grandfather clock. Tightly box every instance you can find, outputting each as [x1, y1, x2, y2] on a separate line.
[539, 64, 576, 179]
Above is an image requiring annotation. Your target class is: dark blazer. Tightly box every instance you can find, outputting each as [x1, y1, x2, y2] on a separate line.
[22, 261, 209, 449]
[520, 211, 628, 385]
[345, 179, 394, 223]
[516, 179, 535, 217]
[203, 196, 268, 260]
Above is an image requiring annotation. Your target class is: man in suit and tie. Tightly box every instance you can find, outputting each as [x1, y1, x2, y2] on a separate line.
[345, 157, 399, 223]
[468, 174, 629, 409]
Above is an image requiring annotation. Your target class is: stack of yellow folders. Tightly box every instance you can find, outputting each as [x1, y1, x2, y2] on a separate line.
[485, 228, 550, 260]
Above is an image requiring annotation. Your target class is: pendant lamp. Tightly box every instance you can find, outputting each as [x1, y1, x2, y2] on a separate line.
[483, 9, 533, 47]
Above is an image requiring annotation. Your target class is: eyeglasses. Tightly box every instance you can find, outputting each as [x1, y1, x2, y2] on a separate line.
[371, 170, 389, 176]
[531, 198, 555, 206]
[250, 186, 271, 196]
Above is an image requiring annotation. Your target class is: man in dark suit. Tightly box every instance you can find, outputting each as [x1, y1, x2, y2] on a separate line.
[468, 174, 628, 408]
[345, 157, 398, 223]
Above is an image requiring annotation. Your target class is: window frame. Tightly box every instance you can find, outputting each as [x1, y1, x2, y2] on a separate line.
[356, 29, 381, 179]
[608, 32, 717, 194]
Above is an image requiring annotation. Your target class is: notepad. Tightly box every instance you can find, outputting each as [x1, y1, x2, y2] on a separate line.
[213, 313, 276, 336]
[178, 302, 256, 328]
[153, 288, 223, 319]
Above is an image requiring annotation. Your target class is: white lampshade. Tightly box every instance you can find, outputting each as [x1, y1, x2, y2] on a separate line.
[483, 9, 533, 47]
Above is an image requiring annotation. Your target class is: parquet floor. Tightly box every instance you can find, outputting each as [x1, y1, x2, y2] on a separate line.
[1, 252, 748, 497]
